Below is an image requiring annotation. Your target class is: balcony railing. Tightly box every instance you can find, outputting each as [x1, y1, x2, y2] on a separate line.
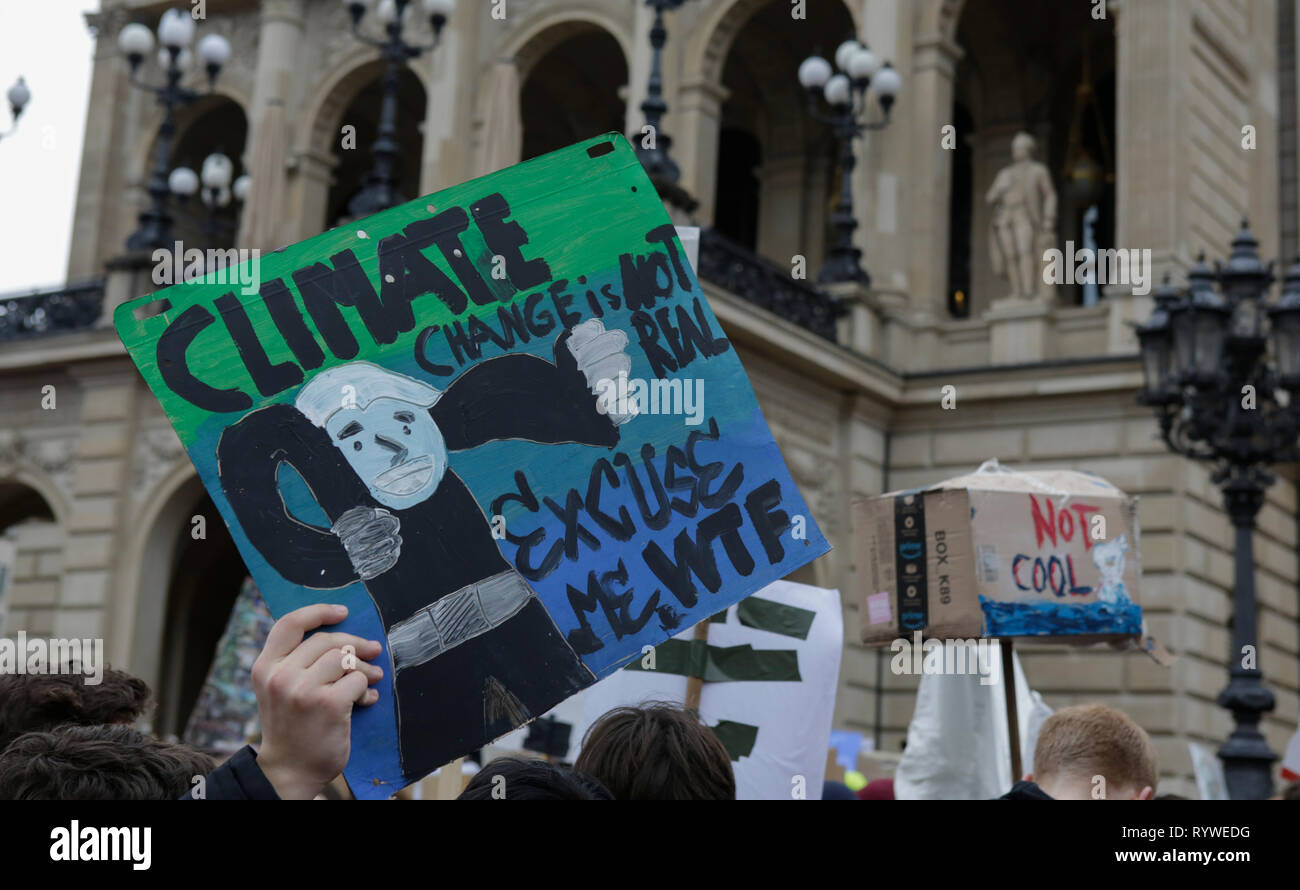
[0, 279, 106, 342]
[697, 227, 846, 341]
[0, 234, 844, 346]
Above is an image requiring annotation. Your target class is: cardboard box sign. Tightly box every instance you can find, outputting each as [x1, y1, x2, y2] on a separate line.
[855, 468, 1142, 644]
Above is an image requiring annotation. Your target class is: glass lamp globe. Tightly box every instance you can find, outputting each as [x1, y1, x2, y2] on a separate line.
[798, 55, 832, 90]
[158, 8, 196, 49]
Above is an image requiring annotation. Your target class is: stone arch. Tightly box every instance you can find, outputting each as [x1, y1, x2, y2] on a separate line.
[0, 467, 70, 528]
[683, 0, 863, 87]
[291, 47, 431, 232]
[116, 462, 249, 736]
[708, 0, 857, 265]
[679, 0, 860, 229]
[113, 463, 204, 697]
[130, 85, 252, 189]
[499, 7, 634, 83]
[295, 45, 432, 159]
[515, 24, 629, 162]
[0, 478, 65, 640]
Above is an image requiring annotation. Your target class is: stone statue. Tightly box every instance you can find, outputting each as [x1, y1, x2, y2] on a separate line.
[986, 131, 1058, 299]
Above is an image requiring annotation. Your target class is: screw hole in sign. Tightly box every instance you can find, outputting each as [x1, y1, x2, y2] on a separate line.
[587, 141, 614, 159]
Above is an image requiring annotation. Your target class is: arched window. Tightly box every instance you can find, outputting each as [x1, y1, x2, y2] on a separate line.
[326, 64, 427, 228]
[951, 0, 1116, 312]
[519, 27, 627, 161]
[712, 0, 856, 266]
[168, 96, 249, 252]
[0, 482, 60, 640]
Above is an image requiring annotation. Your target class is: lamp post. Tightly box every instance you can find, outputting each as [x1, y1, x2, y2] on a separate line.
[634, 0, 691, 200]
[1, 76, 31, 141]
[798, 39, 901, 286]
[341, 0, 454, 217]
[170, 155, 248, 268]
[118, 8, 231, 252]
[1136, 219, 1300, 799]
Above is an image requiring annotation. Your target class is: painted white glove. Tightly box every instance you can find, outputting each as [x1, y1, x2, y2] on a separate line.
[566, 318, 637, 425]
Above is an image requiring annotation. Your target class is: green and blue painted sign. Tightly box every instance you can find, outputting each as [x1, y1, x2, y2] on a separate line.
[115, 134, 829, 797]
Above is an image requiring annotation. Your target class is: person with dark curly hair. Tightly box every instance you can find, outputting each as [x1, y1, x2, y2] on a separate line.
[0, 724, 215, 800]
[0, 663, 151, 753]
[457, 756, 612, 800]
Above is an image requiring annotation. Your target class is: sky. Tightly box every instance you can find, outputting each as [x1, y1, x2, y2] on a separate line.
[0, 1, 98, 295]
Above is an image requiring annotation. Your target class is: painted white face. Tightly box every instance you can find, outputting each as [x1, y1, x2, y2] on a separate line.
[325, 396, 448, 510]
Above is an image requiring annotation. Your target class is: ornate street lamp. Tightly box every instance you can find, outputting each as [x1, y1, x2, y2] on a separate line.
[170, 154, 248, 263]
[118, 9, 231, 251]
[1136, 220, 1300, 799]
[1, 76, 31, 141]
[633, 0, 695, 210]
[342, 0, 454, 217]
[798, 39, 901, 285]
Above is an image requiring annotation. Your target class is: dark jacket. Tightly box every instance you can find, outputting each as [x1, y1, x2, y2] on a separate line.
[181, 746, 280, 800]
[999, 780, 1053, 799]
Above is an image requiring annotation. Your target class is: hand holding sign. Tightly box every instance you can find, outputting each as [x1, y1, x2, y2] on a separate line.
[252, 604, 384, 800]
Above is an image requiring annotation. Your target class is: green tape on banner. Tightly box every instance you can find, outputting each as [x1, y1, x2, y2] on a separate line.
[711, 720, 759, 761]
[709, 609, 729, 624]
[625, 639, 800, 682]
[736, 596, 816, 639]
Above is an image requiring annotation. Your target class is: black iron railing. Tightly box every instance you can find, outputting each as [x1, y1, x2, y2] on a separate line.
[0, 239, 845, 345]
[697, 227, 846, 340]
[0, 279, 105, 342]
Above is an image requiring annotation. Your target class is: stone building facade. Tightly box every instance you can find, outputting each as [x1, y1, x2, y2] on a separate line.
[1, 0, 1297, 796]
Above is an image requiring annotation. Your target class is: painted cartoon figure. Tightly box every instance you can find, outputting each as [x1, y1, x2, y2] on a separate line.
[217, 320, 632, 780]
[1091, 533, 1129, 604]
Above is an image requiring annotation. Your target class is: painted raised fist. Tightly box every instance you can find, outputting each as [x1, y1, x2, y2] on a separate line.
[564, 318, 636, 425]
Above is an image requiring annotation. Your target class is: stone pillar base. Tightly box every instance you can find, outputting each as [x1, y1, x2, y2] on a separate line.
[985, 295, 1052, 364]
[826, 281, 876, 355]
[1105, 283, 1154, 355]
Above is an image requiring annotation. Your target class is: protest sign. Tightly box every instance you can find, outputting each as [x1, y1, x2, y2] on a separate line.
[855, 461, 1143, 644]
[114, 134, 829, 797]
[573, 580, 843, 800]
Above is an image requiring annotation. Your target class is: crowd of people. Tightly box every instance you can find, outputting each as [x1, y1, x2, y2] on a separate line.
[1, 602, 1296, 800]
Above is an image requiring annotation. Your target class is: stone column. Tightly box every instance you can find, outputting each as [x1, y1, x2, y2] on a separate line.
[1107, 0, 1186, 353]
[856, 0, 907, 296]
[418, 1, 473, 194]
[68, 7, 135, 281]
[62, 362, 140, 659]
[905, 35, 963, 320]
[674, 78, 728, 227]
[240, 0, 305, 250]
[285, 148, 337, 245]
